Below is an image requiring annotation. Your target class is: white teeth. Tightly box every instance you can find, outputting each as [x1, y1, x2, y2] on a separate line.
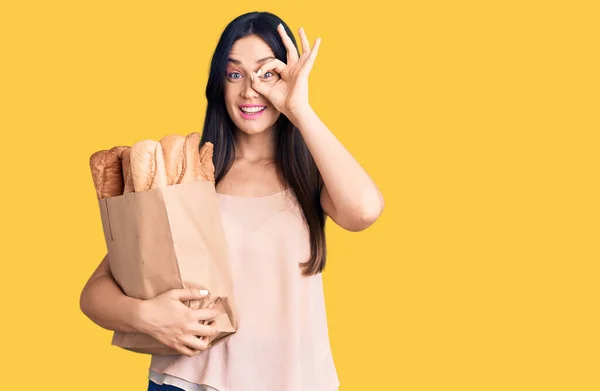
[241, 106, 266, 113]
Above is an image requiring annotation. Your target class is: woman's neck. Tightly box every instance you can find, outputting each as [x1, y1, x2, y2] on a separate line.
[233, 126, 277, 162]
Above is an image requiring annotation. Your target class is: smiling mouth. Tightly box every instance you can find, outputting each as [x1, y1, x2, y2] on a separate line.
[240, 106, 267, 114]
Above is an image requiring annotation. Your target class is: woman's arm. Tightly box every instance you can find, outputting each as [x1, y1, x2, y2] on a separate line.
[249, 26, 383, 231]
[80, 254, 221, 356]
[79, 254, 145, 333]
[289, 106, 384, 232]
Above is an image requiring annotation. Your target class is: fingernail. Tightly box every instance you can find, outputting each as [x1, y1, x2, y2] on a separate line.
[200, 289, 209, 296]
[256, 69, 262, 76]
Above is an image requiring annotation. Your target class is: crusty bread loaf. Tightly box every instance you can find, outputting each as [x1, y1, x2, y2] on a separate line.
[180, 132, 201, 184]
[130, 140, 168, 192]
[178, 133, 215, 184]
[104, 146, 128, 197]
[89, 146, 128, 199]
[112, 146, 129, 158]
[91, 134, 213, 197]
[90, 150, 107, 199]
[120, 147, 134, 194]
[159, 134, 187, 185]
[196, 142, 215, 183]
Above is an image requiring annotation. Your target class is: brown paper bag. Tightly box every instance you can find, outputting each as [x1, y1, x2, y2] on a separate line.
[98, 180, 237, 355]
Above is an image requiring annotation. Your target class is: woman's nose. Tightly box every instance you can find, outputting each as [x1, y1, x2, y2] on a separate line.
[241, 78, 259, 98]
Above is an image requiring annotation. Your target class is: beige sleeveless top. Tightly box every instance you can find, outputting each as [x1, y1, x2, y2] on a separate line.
[148, 188, 340, 391]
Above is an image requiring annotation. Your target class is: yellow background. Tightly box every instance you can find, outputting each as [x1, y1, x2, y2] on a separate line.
[1, 1, 598, 390]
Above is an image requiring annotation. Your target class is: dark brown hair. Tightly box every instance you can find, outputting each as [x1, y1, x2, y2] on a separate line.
[199, 11, 326, 275]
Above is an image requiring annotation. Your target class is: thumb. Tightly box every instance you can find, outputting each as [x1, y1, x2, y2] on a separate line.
[172, 287, 210, 302]
[250, 72, 270, 96]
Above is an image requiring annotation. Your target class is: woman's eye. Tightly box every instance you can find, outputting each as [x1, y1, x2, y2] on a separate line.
[263, 71, 273, 78]
[228, 72, 242, 79]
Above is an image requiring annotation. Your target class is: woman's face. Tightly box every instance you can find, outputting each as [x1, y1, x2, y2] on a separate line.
[224, 34, 281, 136]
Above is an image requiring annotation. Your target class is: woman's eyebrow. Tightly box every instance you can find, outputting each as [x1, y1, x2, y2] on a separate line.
[227, 56, 275, 65]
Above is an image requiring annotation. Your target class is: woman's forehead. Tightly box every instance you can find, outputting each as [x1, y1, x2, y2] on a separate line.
[228, 35, 274, 65]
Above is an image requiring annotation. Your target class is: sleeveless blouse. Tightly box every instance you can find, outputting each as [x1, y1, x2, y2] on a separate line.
[148, 188, 340, 391]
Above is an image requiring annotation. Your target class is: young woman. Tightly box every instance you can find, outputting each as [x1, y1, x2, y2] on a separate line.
[80, 11, 384, 391]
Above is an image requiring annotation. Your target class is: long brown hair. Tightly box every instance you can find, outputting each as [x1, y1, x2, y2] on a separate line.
[199, 11, 326, 275]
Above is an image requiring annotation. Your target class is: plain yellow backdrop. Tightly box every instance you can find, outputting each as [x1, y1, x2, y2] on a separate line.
[1, 0, 598, 390]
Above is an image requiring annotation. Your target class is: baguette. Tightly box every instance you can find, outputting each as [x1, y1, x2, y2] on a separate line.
[120, 147, 134, 194]
[130, 140, 168, 192]
[196, 142, 215, 183]
[105, 146, 128, 197]
[89, 146, 128, 199]
[180, 132, 201, 184]
[89, 150, 107, 199]
[159, 134, 187, 185]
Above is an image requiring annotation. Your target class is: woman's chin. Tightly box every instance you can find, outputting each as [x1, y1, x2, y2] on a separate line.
[236, 125, 271, 135]
[237, 127, 261, 135]
[233, 117, 279, 135]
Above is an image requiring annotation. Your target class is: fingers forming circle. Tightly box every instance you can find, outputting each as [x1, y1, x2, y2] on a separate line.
[278, 23, 299, 65]
[299, 27, 311, 59]
[249, 72, 271, 97]
[300, 37, 321, 77]
[257, 59, 287, 78]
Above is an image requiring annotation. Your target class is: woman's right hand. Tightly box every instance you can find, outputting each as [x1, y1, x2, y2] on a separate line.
[135, 288, 221, 357]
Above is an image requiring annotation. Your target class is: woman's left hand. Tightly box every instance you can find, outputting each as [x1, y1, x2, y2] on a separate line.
[250, 24, 321, 118]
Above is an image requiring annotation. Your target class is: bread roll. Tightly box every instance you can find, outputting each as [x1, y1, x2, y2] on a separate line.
[120, 147, 134, 194]
[111, 146, 129, 158]
[103, 146, 127, 197]
[90, 150, 107, 199]
[196, 142, 215, 183]
[180, 132, 201, 184]
[89, 146, 128, 199]
[159, 134, 187, 185]
[130, 140, 168, 192]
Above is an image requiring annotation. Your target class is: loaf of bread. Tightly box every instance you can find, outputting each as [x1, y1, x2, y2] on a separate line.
[89, 151, 106, 199]
[130, 140, 168, 192]
[120, 147, 135, 194]
[159, 132, 215, 185]
[160, 134, 187, 186]
[90, 133, 214, 198]
[90, 146, 129, 199]
[197, 142, 215, 182]
[180, 132, 201, 184]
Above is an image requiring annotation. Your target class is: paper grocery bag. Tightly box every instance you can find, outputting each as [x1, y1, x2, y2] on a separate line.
[98, 180, 237, 355]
